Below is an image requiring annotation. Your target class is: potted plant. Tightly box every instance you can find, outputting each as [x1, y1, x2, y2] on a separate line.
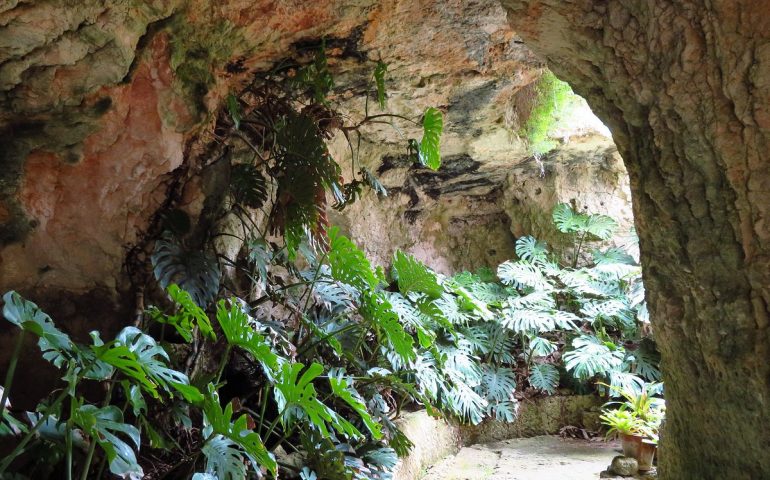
[599, 379, 665, 465]
[600, 407, 644, 457]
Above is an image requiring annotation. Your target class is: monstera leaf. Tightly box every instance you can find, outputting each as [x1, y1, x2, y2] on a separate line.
[374, 61, 387, 109]
[73, 404, 142, 479]
[230, 163, 268, 209]
[273, 362, 361, 439]
[419, 107, 443, 170]
[152, 239, 221, 307]
[392, 250, 443, 299]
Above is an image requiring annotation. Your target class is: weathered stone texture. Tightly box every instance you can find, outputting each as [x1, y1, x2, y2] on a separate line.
[500, 0, 770, 478]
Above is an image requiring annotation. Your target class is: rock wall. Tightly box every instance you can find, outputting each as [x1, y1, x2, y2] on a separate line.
[0, 0, 633, 404]
[331, 133, 632, 274]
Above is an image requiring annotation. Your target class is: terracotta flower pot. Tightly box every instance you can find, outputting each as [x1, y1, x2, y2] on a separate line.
[638, 439, 657, 471]
[620, 433, 643, 458]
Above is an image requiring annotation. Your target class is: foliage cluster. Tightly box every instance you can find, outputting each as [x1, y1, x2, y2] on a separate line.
[0, 44, 656, 480]
[520, 71, 579, 157]
[0, 202, 657, 479]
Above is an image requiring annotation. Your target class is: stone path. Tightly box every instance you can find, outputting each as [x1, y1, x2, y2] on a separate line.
[421, 436, 619, 480]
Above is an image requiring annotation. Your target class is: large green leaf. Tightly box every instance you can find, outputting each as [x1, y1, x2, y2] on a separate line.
[151, 284, 215, 342]
[328, 370, 383, 439]
[2, 291, 77, 368]
[152, 239, 221, 307]
[230, 163, 268, 209]
[200, 435, 248, 480]
[529, 363, 559, 394]
[363, 293, 416, 362]
[515, 236, 549, 264]
[392, 250, 443, 298]
[419, 107, 443, 170]
[73, 404, 142, 479]
[96, 327, 197, 401]
[273, 362, 361, 439]
[216, 300, 277, 373]
[563, 335, 623, 380]
[202, 387, 276, 476]
[477, 365, 516, 403]
[374, 61, 387, 109]
[497, 260, 553, 291]
[327, 227, 379, 291]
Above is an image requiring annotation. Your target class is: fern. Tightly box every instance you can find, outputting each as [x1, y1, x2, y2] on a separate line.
[152, 239, 221, 307]
[529, 363, 559, 394]
[418, 107, 443, 170]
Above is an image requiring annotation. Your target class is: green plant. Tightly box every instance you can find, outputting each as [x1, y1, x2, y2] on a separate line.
[600, 409, 644, 438]
[599, 379, 665, 443]
[520, 71, 579, 157]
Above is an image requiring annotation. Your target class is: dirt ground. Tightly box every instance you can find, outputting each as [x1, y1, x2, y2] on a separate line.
[421, 435, 620, 480]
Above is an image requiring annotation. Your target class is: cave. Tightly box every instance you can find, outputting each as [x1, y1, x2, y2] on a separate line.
[0, 1, 768, 479]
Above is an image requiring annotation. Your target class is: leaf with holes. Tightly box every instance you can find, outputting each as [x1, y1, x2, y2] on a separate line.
[2, 291, 78, 369]
[216, 300, 277, 374]
[152, 239, 220, 307]
[202, 388, 276, 476]
[529, 363, 559, 394]
[273, 362, 362, 439]
[200, 435, 247, 480]
[419, 107, 443, 170]
[515, 236, 549, 264]
[478, 365, 516, 402]
[497, 261, 552, 291]
[73, 404, 143, 479]
[153, 284, 215, 342]
[363, 293, 416, 362]
[393, 250, 443, 298]
[563, 335, 623, 380]
[231, 163, 268, 209]
[327, 227, 379, 291]
[329, 369, 383, 439]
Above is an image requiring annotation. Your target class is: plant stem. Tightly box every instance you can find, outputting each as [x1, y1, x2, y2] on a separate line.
[215, 345, 233, 385]
[0, 385, 71, 473]
[65, 417, 73, 480]
[0, 330, 25, 421]
[79, 381, 115, 480]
